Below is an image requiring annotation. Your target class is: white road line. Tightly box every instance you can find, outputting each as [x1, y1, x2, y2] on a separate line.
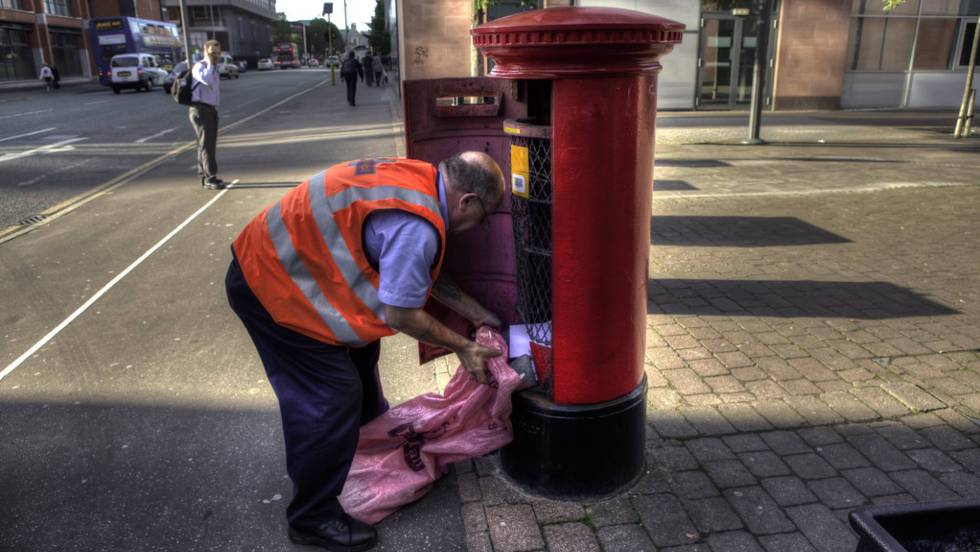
[0, 109, 53, 120]
[653, 181, 977, 200]
[0, 137, 87, 162]
[17, 158, 94, 188]
[84, 100, 110, 105]
[0, 137, 88, 164]
[0, 179, 239, 384]
[0, 127, 56, 143]
[135, 127, 178, 143]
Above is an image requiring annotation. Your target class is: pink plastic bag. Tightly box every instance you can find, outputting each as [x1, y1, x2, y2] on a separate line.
[338, 327, 520, 524]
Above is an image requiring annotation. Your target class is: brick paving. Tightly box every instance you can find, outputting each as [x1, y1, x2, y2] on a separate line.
[441, 114, 980, 552]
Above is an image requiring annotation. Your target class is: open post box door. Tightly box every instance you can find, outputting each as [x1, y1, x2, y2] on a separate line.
[402, 77, 527, 364]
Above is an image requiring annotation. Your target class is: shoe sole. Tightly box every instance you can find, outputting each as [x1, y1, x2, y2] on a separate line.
[288, 529, 377, 552]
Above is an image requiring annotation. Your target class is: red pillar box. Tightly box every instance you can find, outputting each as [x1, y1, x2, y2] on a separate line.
[473, 7, 683, 498]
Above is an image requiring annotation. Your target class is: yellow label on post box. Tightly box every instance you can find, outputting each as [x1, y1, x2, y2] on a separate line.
[510, 144, 529, 199]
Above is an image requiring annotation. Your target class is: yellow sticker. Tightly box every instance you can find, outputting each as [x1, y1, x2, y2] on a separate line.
[503, 126, 522, 135]
[510, 144, 529, 199]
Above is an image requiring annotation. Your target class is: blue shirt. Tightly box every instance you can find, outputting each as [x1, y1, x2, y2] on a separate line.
[191, 59, 220, 107]
[362, 175, 448, 309]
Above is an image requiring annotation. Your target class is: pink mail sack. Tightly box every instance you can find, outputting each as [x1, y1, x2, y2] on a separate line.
[338, 327, 521, 524]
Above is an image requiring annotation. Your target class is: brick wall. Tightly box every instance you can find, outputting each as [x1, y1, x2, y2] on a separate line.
[771, 0, 851, 110]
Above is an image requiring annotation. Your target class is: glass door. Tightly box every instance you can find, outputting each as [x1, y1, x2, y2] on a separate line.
[698, 17, 737, 106]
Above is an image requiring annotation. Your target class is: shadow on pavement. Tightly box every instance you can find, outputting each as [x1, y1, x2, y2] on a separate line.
[0, 400, 465, 552]
[647, 279, 958, 319]
[651, 216, 851, 247]
[654, 180, 699, 191]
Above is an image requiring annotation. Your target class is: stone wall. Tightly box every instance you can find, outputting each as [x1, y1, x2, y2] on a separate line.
[398, 0, 474, 81]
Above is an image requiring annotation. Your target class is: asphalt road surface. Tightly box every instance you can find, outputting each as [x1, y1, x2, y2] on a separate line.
[0, 70, 462, 552]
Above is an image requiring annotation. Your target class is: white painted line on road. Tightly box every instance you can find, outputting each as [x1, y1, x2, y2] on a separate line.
[84, 100, 110, 105]
[0, 179, 240, 384]
[135, 127, 178, 143]
[0, 127, 56, 143]
[0, 137, 87, 164]
[17, 158, 94, 188]
[0, 109, 53, 120]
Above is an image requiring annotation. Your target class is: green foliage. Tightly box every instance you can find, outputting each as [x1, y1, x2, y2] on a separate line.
[272, 18, 292, 43]
[882, 0, 907, 10]
[368, 0, 390, 55]
[307, 18, 344, 56]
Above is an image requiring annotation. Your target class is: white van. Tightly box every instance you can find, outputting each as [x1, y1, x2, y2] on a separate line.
[217, 53, 240, 79]
[109, 53, 168, 93]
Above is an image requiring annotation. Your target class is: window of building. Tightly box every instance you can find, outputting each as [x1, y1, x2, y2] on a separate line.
[0, 0, 29, 10]
[44, 0, 76, 17]
[849, 0, 979, 72]
[0, 27, 37, 80]
[50, 30, 83, 76]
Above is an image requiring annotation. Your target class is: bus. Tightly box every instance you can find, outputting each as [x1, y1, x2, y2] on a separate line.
[90, 17, 184, 85]
[274, 42, 301, 69]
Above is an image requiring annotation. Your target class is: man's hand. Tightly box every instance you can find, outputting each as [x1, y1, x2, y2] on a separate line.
[458, 342, 502, 384]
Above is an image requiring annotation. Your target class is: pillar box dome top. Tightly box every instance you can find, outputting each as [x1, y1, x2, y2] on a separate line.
[472, 7, 684, 79]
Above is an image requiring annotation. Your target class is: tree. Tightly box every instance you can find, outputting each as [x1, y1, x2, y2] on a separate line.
[368, 0, 390, 55]
[307, 18, 344, 57]
[272, 13, 293, 44]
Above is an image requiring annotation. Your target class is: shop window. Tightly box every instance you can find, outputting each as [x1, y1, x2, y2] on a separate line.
[914, 18, 960, 68]
[51, 30, 83, 76]
[0, 28, 37, 80]
[0, 0, 29, 10]
[848, 17, 915, 70]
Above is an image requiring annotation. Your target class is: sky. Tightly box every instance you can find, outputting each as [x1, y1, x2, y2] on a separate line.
[276, 0, 375, 31]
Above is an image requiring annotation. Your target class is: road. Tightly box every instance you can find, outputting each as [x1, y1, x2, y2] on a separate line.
[0, 69, 332, 229]
[0, 70, 460, 551]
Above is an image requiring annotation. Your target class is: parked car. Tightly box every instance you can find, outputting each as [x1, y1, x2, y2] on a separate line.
[257, 58, 274, 71]
[217, 53, 239, 79]
[326, 55, 340, 68]
[306, 58, 319, 67]
[162, 60, 189, 94]
[109, 53, 168, 93]
[236, 60, 248, 73]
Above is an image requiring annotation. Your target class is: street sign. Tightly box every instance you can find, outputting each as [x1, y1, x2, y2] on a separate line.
[323, 2, 332, 15]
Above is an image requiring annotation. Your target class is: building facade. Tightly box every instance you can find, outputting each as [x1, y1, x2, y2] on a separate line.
[161, 0, 276, 63]
[385, 0, 979, 111]
[1, 0, 98, 80]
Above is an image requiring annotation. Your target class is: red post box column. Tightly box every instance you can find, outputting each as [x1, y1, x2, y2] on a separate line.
[473, 7, 683, 498]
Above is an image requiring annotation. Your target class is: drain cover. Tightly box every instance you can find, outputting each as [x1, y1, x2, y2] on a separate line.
[19, 214, 47, 226]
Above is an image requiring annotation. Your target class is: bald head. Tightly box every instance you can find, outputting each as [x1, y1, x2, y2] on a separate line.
[439, 151, 506, 233]
[440, 151, 505, 207]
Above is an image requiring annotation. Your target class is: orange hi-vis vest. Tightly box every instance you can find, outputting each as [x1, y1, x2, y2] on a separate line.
[232, 158, 447, 346]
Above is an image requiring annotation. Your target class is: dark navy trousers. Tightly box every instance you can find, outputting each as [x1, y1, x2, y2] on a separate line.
[225, 255, 388, 528]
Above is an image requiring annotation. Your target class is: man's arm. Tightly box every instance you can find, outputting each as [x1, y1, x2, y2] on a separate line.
[191, 62, 211, 87]
[384, 305, 500, 383]
[430, 273, 502, 329]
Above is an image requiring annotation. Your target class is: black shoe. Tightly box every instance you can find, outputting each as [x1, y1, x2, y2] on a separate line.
[288, 515, 377, 552]
[202, 177, 225, 190]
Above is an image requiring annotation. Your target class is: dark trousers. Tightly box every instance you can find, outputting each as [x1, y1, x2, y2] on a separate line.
[343, 75, 357, 106]
[225, 255, 388, 527]
[189, 103, 218, 180]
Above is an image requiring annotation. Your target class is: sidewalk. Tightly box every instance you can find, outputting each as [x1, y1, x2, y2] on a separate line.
[0, 76, 94, 92]
[393, 110, 980, 552]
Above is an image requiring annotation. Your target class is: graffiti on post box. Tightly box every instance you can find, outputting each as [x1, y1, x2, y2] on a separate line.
[414, 46, 428, 65]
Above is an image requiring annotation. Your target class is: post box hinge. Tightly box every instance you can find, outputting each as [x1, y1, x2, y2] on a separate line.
[700, 17, 705, 28]
[697, 57, 703, 68]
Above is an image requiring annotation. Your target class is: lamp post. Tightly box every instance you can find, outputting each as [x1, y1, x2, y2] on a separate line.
[744, 0, 773, 145]
[324, 2, 335, 85]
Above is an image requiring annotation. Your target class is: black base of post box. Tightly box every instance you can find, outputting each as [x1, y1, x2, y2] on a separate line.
[500, 376, 647, 500]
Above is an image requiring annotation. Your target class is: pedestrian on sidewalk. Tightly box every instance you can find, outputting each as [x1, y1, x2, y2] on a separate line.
[188, 39, 225, 190]
[39, 64, 54, 92]
[362, 52, 374, 87]
[371, 55, 383, 86]
[340, 52, 363, 107]
[226, 153, 506, 552]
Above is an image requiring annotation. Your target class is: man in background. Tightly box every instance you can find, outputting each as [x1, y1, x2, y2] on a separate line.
[189, 39, 225, 190]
